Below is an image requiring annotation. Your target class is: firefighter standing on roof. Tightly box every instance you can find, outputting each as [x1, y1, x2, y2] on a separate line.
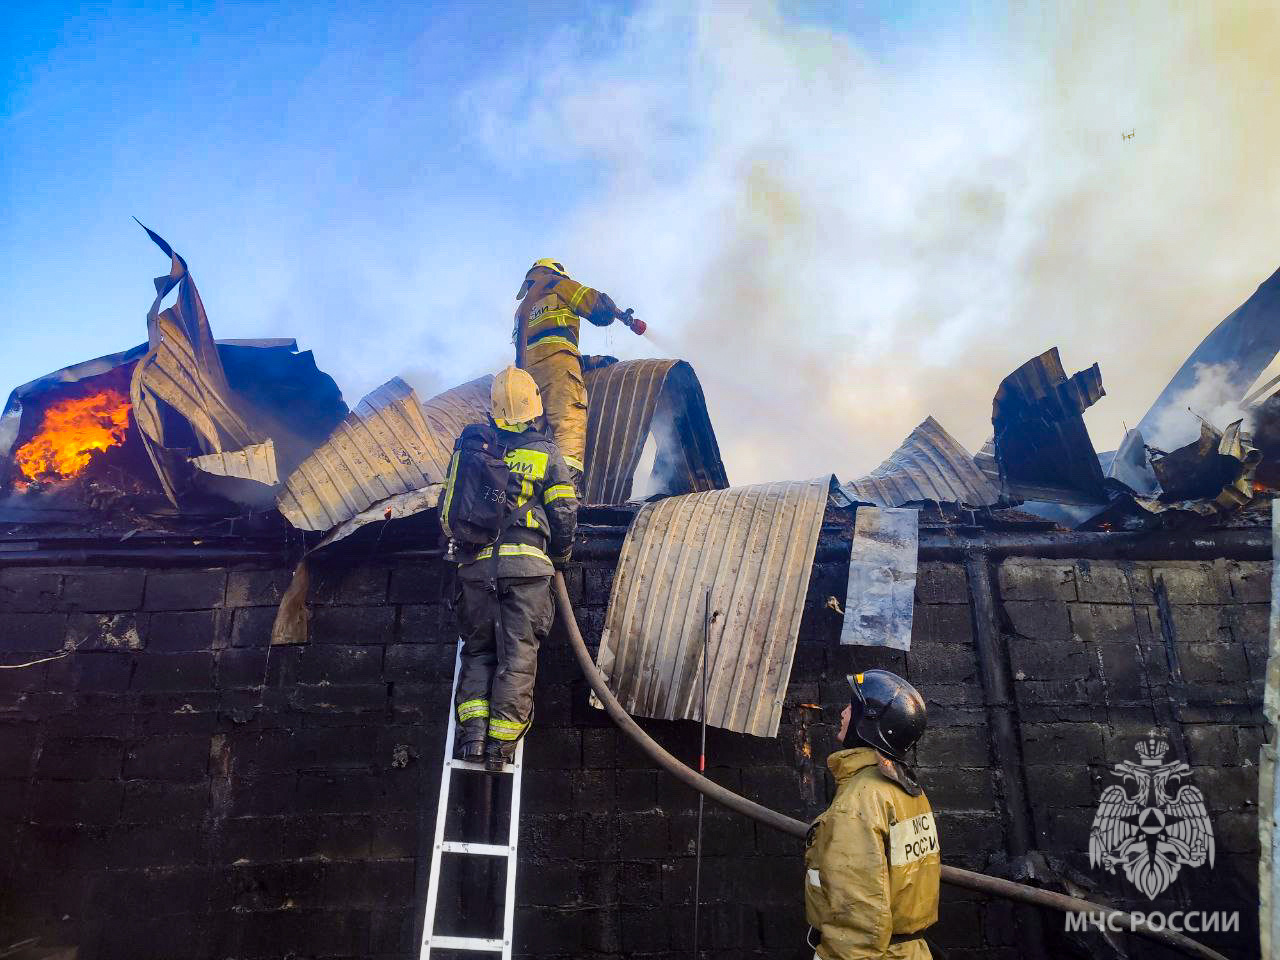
[440, 366, 578, 771]
[805, 670, 940, 959]
[514, 258, 639, 495]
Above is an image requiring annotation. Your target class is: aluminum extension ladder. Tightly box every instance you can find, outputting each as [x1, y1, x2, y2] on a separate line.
[419, 646, 525, 959]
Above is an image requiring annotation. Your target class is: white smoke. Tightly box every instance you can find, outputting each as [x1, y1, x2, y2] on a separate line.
[1143, 362, 1254, 452]
[461, 1, 1280, 484]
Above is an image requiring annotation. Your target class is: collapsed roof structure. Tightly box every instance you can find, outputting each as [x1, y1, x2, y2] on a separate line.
[3, 226, 1280, 734]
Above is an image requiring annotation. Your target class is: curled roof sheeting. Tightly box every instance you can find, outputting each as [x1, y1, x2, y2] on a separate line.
[276, 378, 439, 531]
[594, 476, 832, 738]
[130, 225, 264, 504]
[275, 358, 729, 533]
[419, 375, 494, 479]
[842, 416, 999, 508]
[583, 359, 728, 505]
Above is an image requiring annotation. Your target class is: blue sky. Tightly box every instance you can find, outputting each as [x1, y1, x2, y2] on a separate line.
[0, 1, 971, 391]
[3, 2, 1278, 482]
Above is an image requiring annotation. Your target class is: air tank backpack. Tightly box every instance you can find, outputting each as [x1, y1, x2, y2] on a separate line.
[442, 424, 519, 548]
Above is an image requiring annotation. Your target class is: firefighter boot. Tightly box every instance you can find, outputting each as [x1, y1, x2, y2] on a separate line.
[456, 720, 486, 762]
[484, 739, 514, 773]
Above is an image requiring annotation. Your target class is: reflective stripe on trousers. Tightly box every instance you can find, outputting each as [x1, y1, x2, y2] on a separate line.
[453, 575, 555, 743]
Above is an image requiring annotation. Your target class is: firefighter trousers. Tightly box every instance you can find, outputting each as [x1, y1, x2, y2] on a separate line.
[454, 575, 554, 748]
[525, 345, 587, 480]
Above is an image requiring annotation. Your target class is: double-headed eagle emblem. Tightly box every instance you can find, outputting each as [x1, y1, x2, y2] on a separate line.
[1088, 734, 1214, 900]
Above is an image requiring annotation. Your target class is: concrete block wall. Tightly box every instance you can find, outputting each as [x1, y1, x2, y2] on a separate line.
[0, 551, 1266, 959]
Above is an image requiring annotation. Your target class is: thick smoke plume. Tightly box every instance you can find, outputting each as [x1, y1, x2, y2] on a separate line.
[468, 1, 1280, 484]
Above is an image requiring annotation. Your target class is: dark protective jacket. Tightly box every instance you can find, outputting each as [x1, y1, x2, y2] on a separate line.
[804, 748, 940, 959]
[440, 420, 578, 580]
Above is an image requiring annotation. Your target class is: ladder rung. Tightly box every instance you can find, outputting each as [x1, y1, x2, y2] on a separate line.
[426, 935, 506, 952]
[446, 758, 519, 773]
[440, 840, 511, 857]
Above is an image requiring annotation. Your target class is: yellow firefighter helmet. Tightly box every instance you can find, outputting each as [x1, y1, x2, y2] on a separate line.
[491, 365, 543, 426]
[517, 258, 569, 300]
[529, 257, 568, 278]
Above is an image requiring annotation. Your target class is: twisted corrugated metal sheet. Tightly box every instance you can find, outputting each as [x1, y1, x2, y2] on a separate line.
[843, 416, 998, 508]
[594, 476, 832, 738]
[276, 378, 439, 531]
[582, 359, 728, 505]
[419, 375, 494, 479]
[130, 225, 264, 504]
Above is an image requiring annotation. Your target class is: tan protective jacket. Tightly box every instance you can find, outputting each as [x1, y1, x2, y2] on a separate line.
[804, 748, 940, 960]
[514, 274, 619, 363]
[513, 273, 619, 474]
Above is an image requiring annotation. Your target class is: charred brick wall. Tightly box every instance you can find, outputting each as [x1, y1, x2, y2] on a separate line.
[0, 551, 1265, 960]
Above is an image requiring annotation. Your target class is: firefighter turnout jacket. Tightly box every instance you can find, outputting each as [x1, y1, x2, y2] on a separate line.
[440, 420, 578, 580]
[514, 273, 620, 475]
[804, 748, 940, 959]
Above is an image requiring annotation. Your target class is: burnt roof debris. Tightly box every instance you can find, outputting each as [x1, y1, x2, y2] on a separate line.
[843, 416, 999, 510]
[1, 227, 345, 525]
[1143, 420, 1260, 515]
[991, 347, 1108, 507]
[3, 224, 1280, 547]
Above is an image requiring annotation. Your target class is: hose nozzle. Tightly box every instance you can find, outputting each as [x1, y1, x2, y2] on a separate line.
[619, 308, 646, 336]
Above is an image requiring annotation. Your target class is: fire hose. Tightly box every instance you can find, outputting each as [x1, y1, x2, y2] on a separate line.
[551, 573, 1230, 960]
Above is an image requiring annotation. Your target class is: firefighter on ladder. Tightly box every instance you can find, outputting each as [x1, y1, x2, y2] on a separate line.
[805, 670, 940, 959]
[514, 258, 642, 497]
[440, 366, 579, 771]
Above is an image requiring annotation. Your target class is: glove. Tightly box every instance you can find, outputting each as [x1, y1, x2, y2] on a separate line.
[551, 552, 572, 569]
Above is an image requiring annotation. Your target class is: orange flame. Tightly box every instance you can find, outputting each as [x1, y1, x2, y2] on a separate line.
[15, 387, 131, 482]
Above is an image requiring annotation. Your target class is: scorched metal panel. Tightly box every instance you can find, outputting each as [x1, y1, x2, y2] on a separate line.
[595, 476, 831, 738]
[583, 359, 728, 505]
[276, 378, 439, 531]
[843, 416, 998, 508]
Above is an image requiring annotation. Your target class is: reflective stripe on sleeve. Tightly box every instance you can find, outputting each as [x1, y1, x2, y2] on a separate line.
[563, 455, 584, 471]
[543, 483, 576, 504]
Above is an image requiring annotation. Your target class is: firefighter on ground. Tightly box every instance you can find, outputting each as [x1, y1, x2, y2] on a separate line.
[439, 366, 578, 771]
[805, 670, 940, 959]
[514, 258, 640, 495]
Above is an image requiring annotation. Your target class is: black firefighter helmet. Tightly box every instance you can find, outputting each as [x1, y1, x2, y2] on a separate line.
[846, 669, 927, 761]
